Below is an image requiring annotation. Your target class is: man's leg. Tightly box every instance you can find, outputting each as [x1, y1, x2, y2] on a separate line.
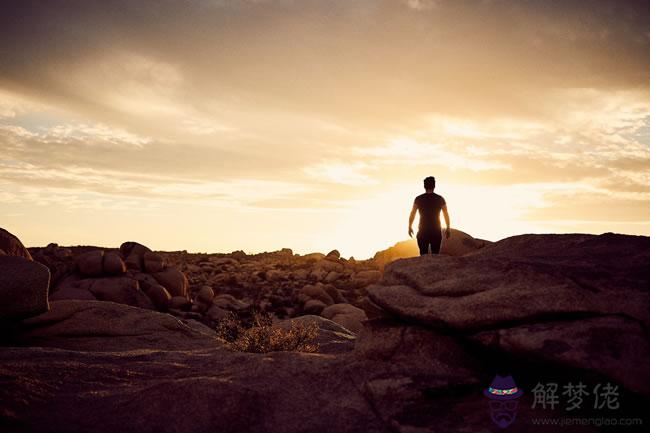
[430, 231, 442, 254]
[416, 231, 429, 255]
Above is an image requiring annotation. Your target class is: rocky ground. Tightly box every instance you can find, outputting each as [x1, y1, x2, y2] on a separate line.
[1, 227, 648, 432]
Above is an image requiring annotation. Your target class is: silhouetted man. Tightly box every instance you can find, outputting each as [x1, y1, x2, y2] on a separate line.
[408, 176, 451, 255]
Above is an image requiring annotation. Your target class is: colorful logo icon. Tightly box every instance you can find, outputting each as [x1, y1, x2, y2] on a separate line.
[484, 375, 524, 428]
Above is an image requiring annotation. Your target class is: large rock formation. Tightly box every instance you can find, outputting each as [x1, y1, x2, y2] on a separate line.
[3, 232, 648, 432]
[372, 228, 490, 268]
[368, 233, 650, 394]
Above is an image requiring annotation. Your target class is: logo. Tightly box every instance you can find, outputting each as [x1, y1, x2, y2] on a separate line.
[484, 374, 524, 428]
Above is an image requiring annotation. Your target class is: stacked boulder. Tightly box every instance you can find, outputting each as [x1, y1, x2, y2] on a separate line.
[50, 241, 189, 312]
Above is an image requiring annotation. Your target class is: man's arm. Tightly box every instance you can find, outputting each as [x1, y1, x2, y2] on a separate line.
[442, 204, 451, 238]
[408, 202, 417, 238]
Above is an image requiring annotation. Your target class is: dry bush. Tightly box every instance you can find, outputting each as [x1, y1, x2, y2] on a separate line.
[215, 311, 319, 353]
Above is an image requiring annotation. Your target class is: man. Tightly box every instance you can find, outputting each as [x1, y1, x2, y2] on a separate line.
[408, 176, 451, 255]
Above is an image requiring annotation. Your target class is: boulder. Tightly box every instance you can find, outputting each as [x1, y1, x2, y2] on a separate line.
[368, 233, 650, 329]
[143, 251, 164, 273]
[206, 305, 229, 321]
[303, 299, 326, 315]
[0, 256, 50, 321]
[197, 285, 215, 304]
[7, 300, 220, 351]
[152, 268, 188, 298]
[145, 284, 172, 311]
[88, 277, 154, 310]
[323, 271, 341, 283]
[301, 252, 325, 261]
[314, 258, 343, 272]
[471, 315, 650, 395]
[321, 303, 368, 334]
[351, 270, 382, 287]
[371, 228, 490, 268]
[49, 285, 97, 301]
[102, 251, 126, 275]
[119, 241, 152, 258]
[299, 283, 334, 305]
[0, 227, 32, 260]
[170, 296, 191, 310]
[326, 249, 341, 259]
[212, 294, 249, 311]
[74, 250, 104, 277]
[124, 253, 143, 270]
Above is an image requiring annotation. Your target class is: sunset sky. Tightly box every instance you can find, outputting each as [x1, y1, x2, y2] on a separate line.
[1, 0, 649, 259]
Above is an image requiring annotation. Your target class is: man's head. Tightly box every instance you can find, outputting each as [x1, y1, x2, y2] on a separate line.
[423, 176, 436, 191]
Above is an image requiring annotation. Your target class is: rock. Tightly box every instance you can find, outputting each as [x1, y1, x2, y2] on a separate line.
[372, 228, 490, 268]
[0, 317, 391, 433]
[351, 270, 382, 286]
[230, 249, 246, 259]
[471, 315, 650, 395]
[301, 252, 325, 261]
[119, 242, 152, 271]
[212, 294, 249, 311]
[211, 257, 239, 266]
[303, 299, 326, 315]
[321, 303, 368, 334]
[88, 277, 155, 310]
[128, 271, 161, 290]
[0, 227, 32, 260]
[351, 319, 483, 427]
[152, 268, 188, 298]
[326, 249, 340, 259]
[74, 250, 105, 277]
[49, 285, 97, 301]
[7, 300, 220, 351]
[169, 296, 191, 310]
[0, 256, 50, 321]
[145, 284, 172, 311]
[299, 283, 334, 305]
[119, 241, 152, 258]
[368, 233, 650, 329]
[206, 305, 229, 321]
[102, 251, 126, 275]
[314, 258, 343, 272]
[143, 251, 164, 273]
[124, 253, 143, 270]
[323, 271, 340, 283]
[197, 286, 215, 304]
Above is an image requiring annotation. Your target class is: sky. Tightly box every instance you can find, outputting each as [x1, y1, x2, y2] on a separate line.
[1, 0, 649, 259]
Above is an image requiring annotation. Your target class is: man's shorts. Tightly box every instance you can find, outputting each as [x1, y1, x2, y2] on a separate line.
[416, 229, 442, 255]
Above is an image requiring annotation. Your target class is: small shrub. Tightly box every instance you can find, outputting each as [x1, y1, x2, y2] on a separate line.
[215, 311, 319, 353]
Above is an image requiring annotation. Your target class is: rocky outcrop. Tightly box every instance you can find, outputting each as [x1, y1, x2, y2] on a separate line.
[368, 233, 650, 395]
[3, 232, 648, 432]
[0, 256, 50, 321]
[372, 228, 490, 268]
[6, 300, 219, 351]
[35, 242, 189, 313]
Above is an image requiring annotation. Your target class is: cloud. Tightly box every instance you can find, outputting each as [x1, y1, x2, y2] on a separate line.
[0, 0, 649, 254]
